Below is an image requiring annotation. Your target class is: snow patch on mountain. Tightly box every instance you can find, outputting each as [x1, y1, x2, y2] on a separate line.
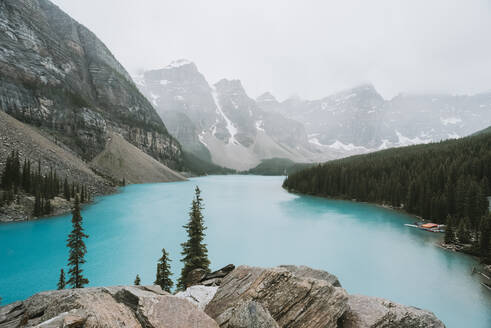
[395, 131, 432, 146]
[328, 140, 369, 151]
[212, 89, 238, 145]
[441, 117, 462, 125]
[164, 59, 193, 69]
[378, 139, 391, 150]
[308, 137, 325, 147]
[198, 131, 208, 147]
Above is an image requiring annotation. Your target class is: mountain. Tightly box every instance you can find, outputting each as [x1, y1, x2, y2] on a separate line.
[135, 61, 323, 170]
[272, 84, 491, 152]
[0, 0, 182, 170]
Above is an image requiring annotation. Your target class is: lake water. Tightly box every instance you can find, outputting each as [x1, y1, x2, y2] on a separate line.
[1, 175, 490, 327]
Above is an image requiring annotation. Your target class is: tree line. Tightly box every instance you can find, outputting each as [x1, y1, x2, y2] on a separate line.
[58, 186, 210, 293]
[283, 130, 491, 263]
[0, 151, 90, 216]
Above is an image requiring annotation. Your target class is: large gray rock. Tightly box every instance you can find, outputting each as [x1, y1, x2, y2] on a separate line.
[227, 301, 279, 328]
[278, 265, 342, 287]
[205, 265, 349, 328]
[340, 294, 446, 328]
[175, 285, 219, 311]
[0, 286, 219, 328]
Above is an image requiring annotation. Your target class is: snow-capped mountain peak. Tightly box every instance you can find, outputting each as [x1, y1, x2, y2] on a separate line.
[164, 59, 194, 69]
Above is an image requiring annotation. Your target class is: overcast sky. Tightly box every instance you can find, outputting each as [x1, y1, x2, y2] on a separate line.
[51, 0, 491, 100]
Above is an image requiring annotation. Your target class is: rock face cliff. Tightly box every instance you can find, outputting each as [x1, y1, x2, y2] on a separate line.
[0, 265, 446, 328]
[0, 0, 182, 169]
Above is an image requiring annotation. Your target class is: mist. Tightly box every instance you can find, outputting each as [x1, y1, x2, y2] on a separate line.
[51, 0, 491, 100]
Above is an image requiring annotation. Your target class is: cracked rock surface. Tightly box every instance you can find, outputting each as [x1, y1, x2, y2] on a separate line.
[0, 286, 218, 328]
[205, 265, 349, 328]
[339, 294, 445, 328]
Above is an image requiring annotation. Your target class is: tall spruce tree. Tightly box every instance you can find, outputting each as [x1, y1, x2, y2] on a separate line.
[154, 248, 173, 292]
[134, 274, 141, 286]
[444, 216, 455, 244]
[66, 195, 89, 288]
[480, 214, 491, 262]
[177, 186, 210, 290]
[64, 178, 70, 201]
[57, 269, 66, 290]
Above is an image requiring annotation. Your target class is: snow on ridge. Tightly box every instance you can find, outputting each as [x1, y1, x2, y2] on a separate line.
[164, 59, 193, 69]
[378, 139, 390, 150]
[395, 131, 432, 146]
[308, 137, 325, 147]
[198, 131, 208, 147]
[212, 88, 238, 145]
[308, 138, 368, 152]
[328, 140, 368, 151]
[441, 117, 462, 125]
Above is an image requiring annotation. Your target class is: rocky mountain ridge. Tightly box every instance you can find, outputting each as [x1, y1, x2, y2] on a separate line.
[135, 61, 326, 171]
[268, 84, 491, 152]
[0, 0, 182, 169]
[136, 60, 490, 170]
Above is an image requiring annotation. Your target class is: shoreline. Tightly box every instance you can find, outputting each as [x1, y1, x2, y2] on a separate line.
[0, 176, 194, 224]
[283, 187, 489, 264]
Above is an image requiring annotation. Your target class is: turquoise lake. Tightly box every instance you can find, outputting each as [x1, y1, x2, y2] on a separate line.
[1, 175, 490, 327]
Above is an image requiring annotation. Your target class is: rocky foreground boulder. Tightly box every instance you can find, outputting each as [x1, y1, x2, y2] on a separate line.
[202, 265, 445, 328]
[0, 285, 218, 328]
[339, 295, 445, 328]
[205, 265, 348, 328]
[0, 265, 446, 328]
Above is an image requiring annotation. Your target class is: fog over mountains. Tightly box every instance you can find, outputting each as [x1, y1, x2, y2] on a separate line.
[134, 60, 491, 170]
[134, 60, 325, 170]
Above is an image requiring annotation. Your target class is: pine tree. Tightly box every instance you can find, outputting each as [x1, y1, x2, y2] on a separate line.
[66, 195, 89, 288]
[457, 218, 471, 244]
[57, 269, 66, 290]
[444, 216, 455, 244]
[64, 178, 70, 201]
[479, 214, 491, 262]
[154, 248, 173, 292]
[33, 190, 41, 217]
[134, 274, 141, 286]
[177, 186, 210, 290]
